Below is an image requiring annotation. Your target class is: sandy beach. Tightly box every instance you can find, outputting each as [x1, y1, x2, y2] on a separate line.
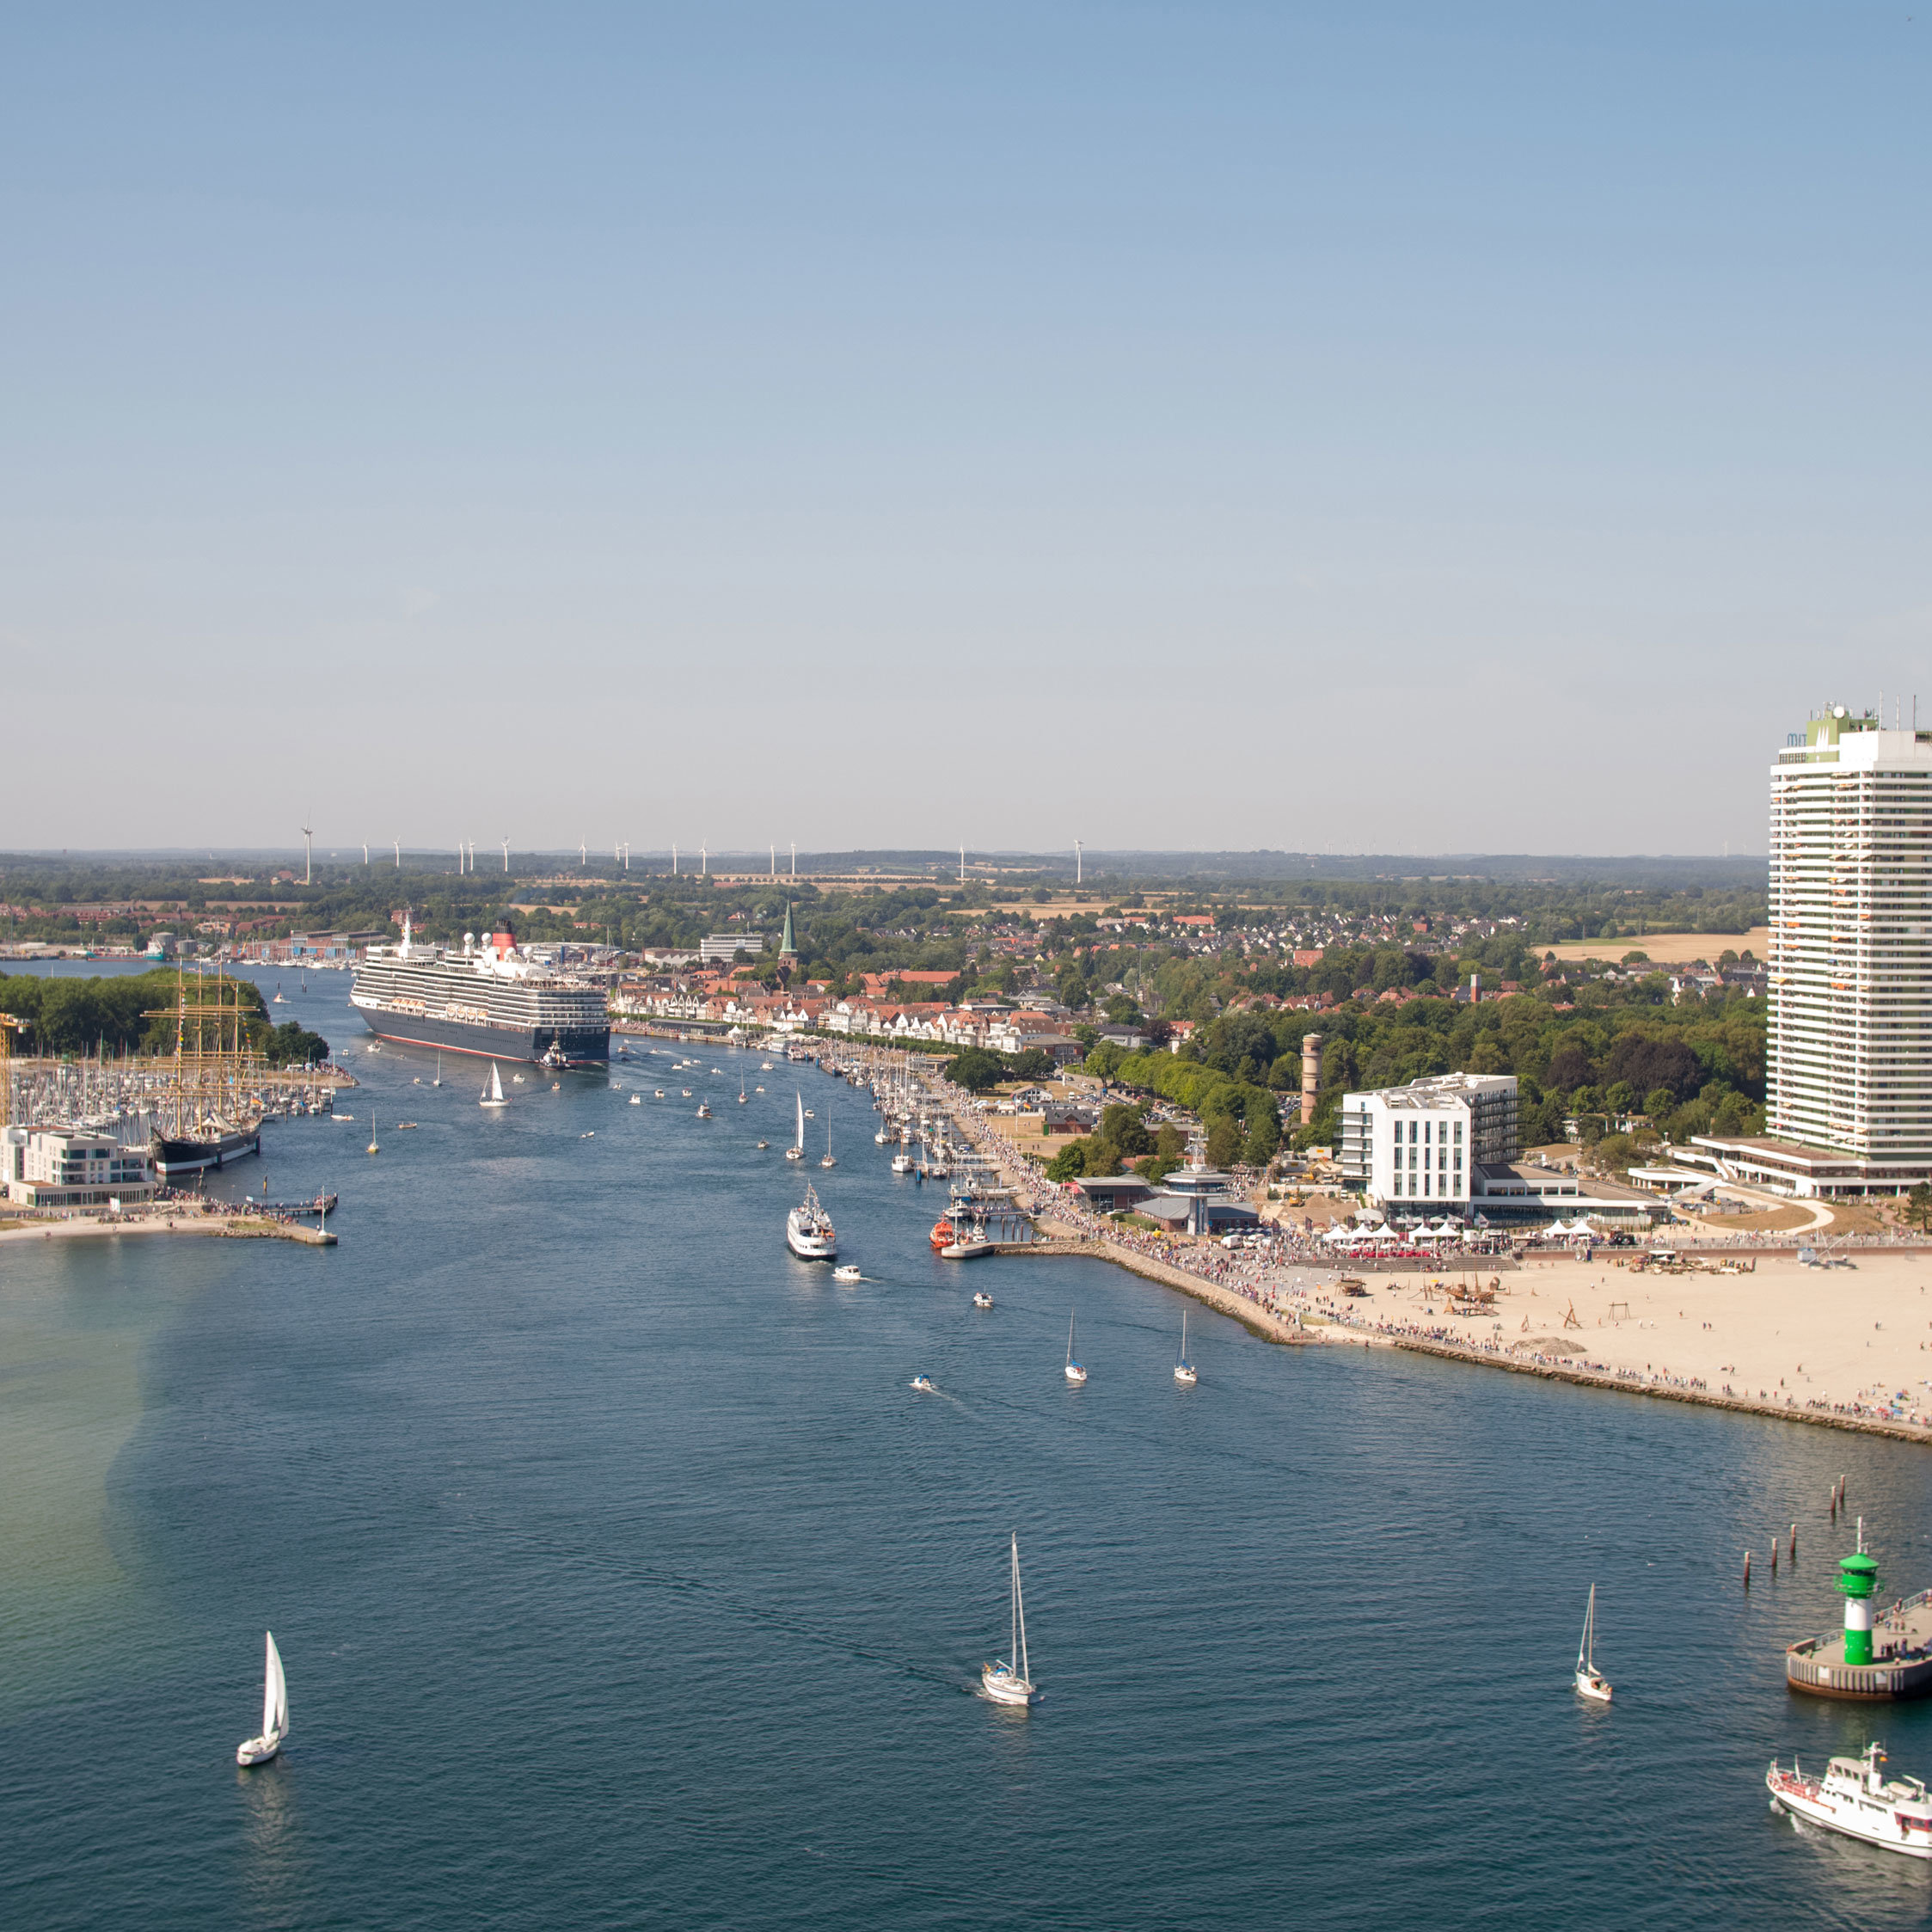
[1322, 1248, 1932, 1435]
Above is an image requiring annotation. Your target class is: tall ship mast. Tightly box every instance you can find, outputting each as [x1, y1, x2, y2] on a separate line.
[144, 966, 266, 1176]
[351, 916, 610, 1066]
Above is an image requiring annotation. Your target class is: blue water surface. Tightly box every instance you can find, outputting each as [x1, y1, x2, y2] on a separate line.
[4, 966, 1932, 1929]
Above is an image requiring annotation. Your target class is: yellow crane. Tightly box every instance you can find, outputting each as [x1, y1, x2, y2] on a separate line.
[0, 1012, 24, 1131]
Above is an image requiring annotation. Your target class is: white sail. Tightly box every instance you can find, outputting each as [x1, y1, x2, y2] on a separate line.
[794, 1090, 805, 1152]
[264, 1630, 289, 1739]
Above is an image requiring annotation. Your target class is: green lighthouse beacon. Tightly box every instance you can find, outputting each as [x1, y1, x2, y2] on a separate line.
[1838, 1519, 1880, 1668]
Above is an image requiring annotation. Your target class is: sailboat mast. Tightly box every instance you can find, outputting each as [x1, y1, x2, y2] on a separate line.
[1015, 1537, 1030, 1684]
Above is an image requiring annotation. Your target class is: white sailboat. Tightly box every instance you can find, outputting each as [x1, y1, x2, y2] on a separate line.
[738, 1075, 748, 1105]
[820, 1112, 837, 1168]
[981, 1534, 1040, 1706]
[432, 1050, 442, 1088]
[1064, 1311, 1087, 1385]
[481, 1062, 509, 1109]
[366, 1109, 379, 1156]
[785, 1090, 806, 1162]
[1574, 1584, 1612, 1702]
[236, 1629, 290, 1766]
[1174, 1309, 1197, 1386]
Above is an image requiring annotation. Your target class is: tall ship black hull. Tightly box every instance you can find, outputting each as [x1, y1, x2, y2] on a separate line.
[154, 1127, 262, 1177]
[351, 923, 610, 1067]
[356, 1007, 610, 1064]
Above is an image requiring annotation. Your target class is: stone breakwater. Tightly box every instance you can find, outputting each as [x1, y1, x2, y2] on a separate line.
[1378, 1333, 1932, 1445]
[1012, 1230, 1315, 1346]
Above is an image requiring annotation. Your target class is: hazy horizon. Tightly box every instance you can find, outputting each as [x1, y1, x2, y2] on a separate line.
[7, 4, 1926, 852]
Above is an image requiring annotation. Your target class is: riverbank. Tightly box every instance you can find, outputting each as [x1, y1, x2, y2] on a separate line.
[1020, 1222, 1314, 1344]
[0, 1211, 335, 1248]
[937, 1086, 1932, 1446]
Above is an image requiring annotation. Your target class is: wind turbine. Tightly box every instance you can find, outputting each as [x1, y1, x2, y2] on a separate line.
[701, 843, 708, 876]
[363, 842, 370, 865]
[302, 822, 314, 886]
[501, 837, 510, 874]
[790, 841, 796, 879]
[394, 839, 401, 868]
[672, 843, 678, 875]
[580, 839, 587, 868]
[1076, 839, 1083, 886]
[960, 844, 966, 884]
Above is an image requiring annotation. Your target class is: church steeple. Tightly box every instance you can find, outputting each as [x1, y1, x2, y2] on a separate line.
[780, 902, 797, 958]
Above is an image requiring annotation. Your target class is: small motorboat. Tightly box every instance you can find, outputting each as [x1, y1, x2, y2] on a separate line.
[756, 1139, 770, 1150]
[236, 1630, 290, 1767]
[929, 1217, 955, 1252]
[696, 1102, 712, 1118]
[911, 1374, 936, 1393]
[972, 1291, 994, 1309]
[655, 1089, 666, 1098]
[1768, 1743, 1932, 1856]
[396, 1121, 418, 1131]
[630, 1094, 641, 1105]
[834, 1265, 862, 1285]
[681, 1089, 693, 1098]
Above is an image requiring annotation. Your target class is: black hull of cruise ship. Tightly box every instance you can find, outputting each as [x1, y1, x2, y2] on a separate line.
[357, 1008, 610, 1065]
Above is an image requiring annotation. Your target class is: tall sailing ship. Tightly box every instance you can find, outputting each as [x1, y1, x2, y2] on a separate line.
[147, 969, 265, 1176]
[351, 918, 610, 1066]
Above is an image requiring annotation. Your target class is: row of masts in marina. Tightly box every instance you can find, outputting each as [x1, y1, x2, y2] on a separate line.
[3, 968, 341, 1146]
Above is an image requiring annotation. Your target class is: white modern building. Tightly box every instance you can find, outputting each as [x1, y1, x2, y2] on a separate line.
[1339, 1072, 1518, 1209]
[1696, 705, 1932, 1196]
[2, 1127, 157, 1207]
[1340, 1072, 1653, 1224]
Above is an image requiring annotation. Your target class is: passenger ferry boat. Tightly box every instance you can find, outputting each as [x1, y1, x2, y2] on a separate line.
[1767, 1743, 1932, 1856]
[785, 1181, 837, 1260]
[351, 917, 609, 1065]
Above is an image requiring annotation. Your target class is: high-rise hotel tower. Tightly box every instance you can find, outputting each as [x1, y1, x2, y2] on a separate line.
[1720, 705, 1932, 1196]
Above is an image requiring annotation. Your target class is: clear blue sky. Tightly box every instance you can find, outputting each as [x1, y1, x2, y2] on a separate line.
[5, 3, 1927, 857]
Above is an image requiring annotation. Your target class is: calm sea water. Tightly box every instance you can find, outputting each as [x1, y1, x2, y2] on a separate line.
[5, 965, 1932, 1929]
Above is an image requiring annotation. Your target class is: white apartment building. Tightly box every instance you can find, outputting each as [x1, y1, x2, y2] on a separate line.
[1708, 706, 1932, 1196]
[1339, 1073, 1519, 1209]
[2, 1127, 158, 1207]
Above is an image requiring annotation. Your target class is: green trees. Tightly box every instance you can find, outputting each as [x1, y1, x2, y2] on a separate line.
[944, 1047, 1006, 1092]
[1046, 1141, 1089, 1181]
[262, 1021, 330, 1065]
[1907, 1184, 1932, 1233]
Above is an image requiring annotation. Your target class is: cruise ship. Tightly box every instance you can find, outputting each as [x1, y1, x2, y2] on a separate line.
[351, 919, 610, 1065]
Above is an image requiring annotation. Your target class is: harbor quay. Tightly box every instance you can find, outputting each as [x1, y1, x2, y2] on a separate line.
[0, 1198, 338, 1247]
